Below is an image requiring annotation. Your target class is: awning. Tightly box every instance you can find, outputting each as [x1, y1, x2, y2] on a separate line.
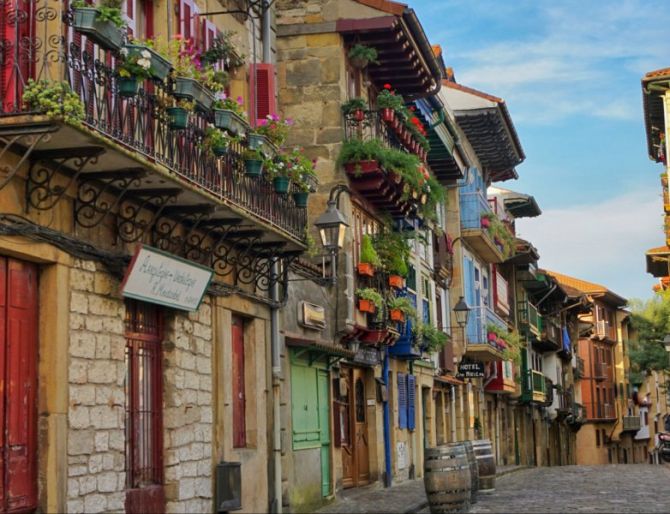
[434, 374, 465, 386]
[285, 333, 355, 368]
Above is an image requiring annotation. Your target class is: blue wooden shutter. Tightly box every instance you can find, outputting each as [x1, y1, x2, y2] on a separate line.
[398, 373, 407, 429]
[407, 375, 416, 431]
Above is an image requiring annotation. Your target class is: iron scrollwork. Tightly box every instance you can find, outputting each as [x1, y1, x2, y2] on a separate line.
[116, 189, 181, 243]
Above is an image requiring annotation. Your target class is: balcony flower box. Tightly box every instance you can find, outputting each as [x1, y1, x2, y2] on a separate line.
[166, 107, 188, 130]
[293, 191, 309, 208]
[273, 176, 290, 194]
[358, 299, 376, 314]
[344, 160, 380, 176]
[244, 159, 263, 178]
[173, 77, 214, 111]
[247, 133, 278, 159]
[72, 7, 125, 51]
[118, 77, 139, 97]
[388, 275, 404, 289]
[124, 44, 172, 82]
[214, 109, 248, 136]
[389, 308, 405, 323]
[357, 262, 375, 277]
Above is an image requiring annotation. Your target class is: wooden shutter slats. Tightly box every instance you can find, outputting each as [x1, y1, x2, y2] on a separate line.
[407, 375, 416, 431]
[397, 372, 407, 429]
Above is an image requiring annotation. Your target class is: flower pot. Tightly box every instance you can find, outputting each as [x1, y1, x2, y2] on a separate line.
[358, 298, 376, 314]
[124, 44, 172, 81]
[273, 176, 290, 194]
[344, 160, 380, 175]
[292, 191, 309, 208]
[166, 107, 188, 130]
[248, 133, 278, 159]
[212, 145, 228, 157]
[117, 76, 139, 97]
[357, 262, 375, 277]
[388, 275, 404, 289]
[381, 108, 395, 123]
[173, 77, 214, 111]
[352, 109, 365, 122]
[480, 217, 491, 229]
[389, 309, 405, 322]
[350, 56, 369, 69]
[244, 159, 263, 177]
[214, 108, 248, 136]
[72, 7, 125, 51]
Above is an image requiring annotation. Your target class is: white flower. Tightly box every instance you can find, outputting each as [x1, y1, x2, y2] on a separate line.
[120, 47, 128, 57]
[140, 50, 151, 59]
[137, 58, 151, 69]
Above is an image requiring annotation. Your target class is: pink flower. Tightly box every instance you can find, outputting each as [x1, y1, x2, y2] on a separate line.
[271, 113, 279, 121]
[260, 119, 268, 126]
[285, 117, 294, 126]
[236, 96, 244, 105]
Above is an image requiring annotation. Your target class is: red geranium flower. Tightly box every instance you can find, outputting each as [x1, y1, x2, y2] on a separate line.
[384, 83, 392, 90]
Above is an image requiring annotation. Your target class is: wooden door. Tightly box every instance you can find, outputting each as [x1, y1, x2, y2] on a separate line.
[317, 370, 331, 497]
[232, 316, 246, 448]
[339, 368, 354, 488]
[0, 257, 38, 513]
[353, 370, 369, 485]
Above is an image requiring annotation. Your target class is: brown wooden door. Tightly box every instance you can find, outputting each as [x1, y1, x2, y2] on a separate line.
[232, 315, 246, 448]
[0, 257, 38, 513]
[341, 368, 370, 488]
[124, 301, 164, 514]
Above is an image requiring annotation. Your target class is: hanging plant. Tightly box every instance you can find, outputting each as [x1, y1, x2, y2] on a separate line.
[356, 287, 384, 315]
[200, 31, 246, 70]
[387, 297, 416, 324]
[358, 234, 381, 276]
[414, 322, 448, 353]
[255, 113, 293, 147]
[342, 97, 368, 122]
[348, 44, 379, 69]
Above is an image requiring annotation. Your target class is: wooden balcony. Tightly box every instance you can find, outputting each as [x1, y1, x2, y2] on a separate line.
[485, 361, 517, 394]
[459, 192, 506, 263]
[517, 300, 541, 338]
[533, 316, 562, 352]
[593, 361, 607, 381]
[521, 369, 547, 404]
[464, 305, 506, 362]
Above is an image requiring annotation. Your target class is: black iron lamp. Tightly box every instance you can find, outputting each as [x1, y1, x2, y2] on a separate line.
[453, 296, 471, 328]
[314, 198, 348, 252]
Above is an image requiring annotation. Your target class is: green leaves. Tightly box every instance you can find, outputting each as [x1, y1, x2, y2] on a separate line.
[23, 80, 85, 124]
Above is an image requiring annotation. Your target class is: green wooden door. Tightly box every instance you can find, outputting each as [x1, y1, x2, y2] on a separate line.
[317, 370, 331, 497]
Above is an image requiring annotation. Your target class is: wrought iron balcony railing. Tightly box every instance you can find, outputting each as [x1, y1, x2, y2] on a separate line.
[622, 415, 641, 432]
[0, 1, 307, 242]
[517, 300, 540, 338]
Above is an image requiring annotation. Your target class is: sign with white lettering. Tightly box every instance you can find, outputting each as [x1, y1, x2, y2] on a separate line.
[457, 361, 485, 378]
[121, 245, 213, 311]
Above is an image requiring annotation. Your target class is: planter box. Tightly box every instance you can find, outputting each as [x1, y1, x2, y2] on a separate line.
[247, 133, 278, 159]
[358, 299, 376, 314]
[72, 8, 125, 51]
[344, 160, 380, 175]
[388, 275, 404, 289]
[173, 77, 214, 111]
[244, 159, 263, 177]
[292, 191, 309, 208]
[124, 44, 172, 81]
[357, 262, 375, 277]
[214, 109, 249, 136]
[389, 309, 405, 322]
[166, 107, 188, 130]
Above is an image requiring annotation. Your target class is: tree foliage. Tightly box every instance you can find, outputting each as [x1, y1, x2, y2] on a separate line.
[628, 291, 670, 380]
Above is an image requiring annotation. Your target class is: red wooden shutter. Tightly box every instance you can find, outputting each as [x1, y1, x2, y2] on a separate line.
[0, 257, 5, 508]
[1, 0, 36, 113]
[144, 0, 154, 38]
[0, 259, 38, 512]
[232, 315, 246, 447]
[249, 63, 276, 127]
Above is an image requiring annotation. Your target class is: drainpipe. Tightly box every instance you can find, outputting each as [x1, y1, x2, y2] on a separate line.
[450, 385, 457, 442]
[270, 259, 282, 513]
[262, 0, 272, 63]
[382, 347, 392, 487]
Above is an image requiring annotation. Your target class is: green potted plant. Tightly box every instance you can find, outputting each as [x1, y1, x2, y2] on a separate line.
[374, 230, 411, 288]
[166, 38, 215, 111]
[287, 150, 318, 208]
[342, 97, 368, 122]
[242, 148, 264, 177]
[415, 322, 448, 353]
[200, 31, 246, 70]
[71, 0, 125, 51]
[213, 94, 249, 136]
[348, 44, 378, 69]
[255, 113, 292, 148]
[338, 138, 385, 175]
[264, 154, 291, 193]
[166, 99, 194, 130]
[387, 296, 416, 324]
[358, 234, 381, 276]
[202, 127, 233, 157]
[116, 47, 153, 97]
[125, 37, 173, 82]
[22, 79, 85, 124]
[355, 287, 384, 315]
[376, 84, 404, 122]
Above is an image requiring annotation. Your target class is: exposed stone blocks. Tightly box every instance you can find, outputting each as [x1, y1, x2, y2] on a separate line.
[67, 260, 126, 513]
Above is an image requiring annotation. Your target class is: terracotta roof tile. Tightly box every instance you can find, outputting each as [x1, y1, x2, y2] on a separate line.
[443, 80, 503, 104]
[643, 67, 670, 82]
[354, 0, 407, 16]
[543, 270, 626, 305]
[646, 245, 670, 255]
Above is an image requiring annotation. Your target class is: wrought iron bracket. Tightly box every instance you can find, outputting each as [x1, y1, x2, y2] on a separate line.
[116, 188, 181, 243]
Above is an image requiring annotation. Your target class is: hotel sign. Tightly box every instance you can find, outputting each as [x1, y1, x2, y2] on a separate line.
[121, 245, 213, 311]
[457, 361, 485, 378]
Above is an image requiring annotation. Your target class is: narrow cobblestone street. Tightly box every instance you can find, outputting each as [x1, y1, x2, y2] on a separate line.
[317, 465, 670, 513]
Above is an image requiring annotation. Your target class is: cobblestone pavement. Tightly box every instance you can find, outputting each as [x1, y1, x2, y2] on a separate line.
[469, 465, 670, 514]
[316, 465, 670, 513]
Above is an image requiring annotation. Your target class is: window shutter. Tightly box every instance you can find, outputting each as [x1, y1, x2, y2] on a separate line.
[398, 373, 407, 429]
[249, 63, 276, 127]
[407, 374, 416, 431]
[232, 316, 246, 448]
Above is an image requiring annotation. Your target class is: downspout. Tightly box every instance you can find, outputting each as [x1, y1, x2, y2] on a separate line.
[382, 347, 392, 487]
[270, 259, 282, 513]
[264, 2, 281, 510]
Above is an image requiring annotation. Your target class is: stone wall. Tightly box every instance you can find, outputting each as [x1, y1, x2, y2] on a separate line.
[66, 260, 127, 514]
[65, 260, 214, 513]
[163, 301, 214, 514]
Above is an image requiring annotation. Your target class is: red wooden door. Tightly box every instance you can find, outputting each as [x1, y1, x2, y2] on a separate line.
[0, 257, 39, 513]
[232, 316, 246, 448]
[124, 301, 164, 514]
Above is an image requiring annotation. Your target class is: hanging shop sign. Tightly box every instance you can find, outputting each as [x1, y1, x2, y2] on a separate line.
[352, 347, 381, 367]
[121, 245, 214, 311]
[457, 361, 485, 378]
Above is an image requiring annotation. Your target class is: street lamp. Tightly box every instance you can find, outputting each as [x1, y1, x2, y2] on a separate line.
[313, 185, 350, 286]
[453, 296, 471, 328]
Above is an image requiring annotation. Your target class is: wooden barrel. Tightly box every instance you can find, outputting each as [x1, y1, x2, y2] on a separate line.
[424, 445, 471, 513]
[472, 439, 495, 492]
[463, 441, 479, 503]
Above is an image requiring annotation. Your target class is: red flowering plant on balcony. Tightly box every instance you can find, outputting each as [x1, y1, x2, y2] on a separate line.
[256, 113, 294, 147]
